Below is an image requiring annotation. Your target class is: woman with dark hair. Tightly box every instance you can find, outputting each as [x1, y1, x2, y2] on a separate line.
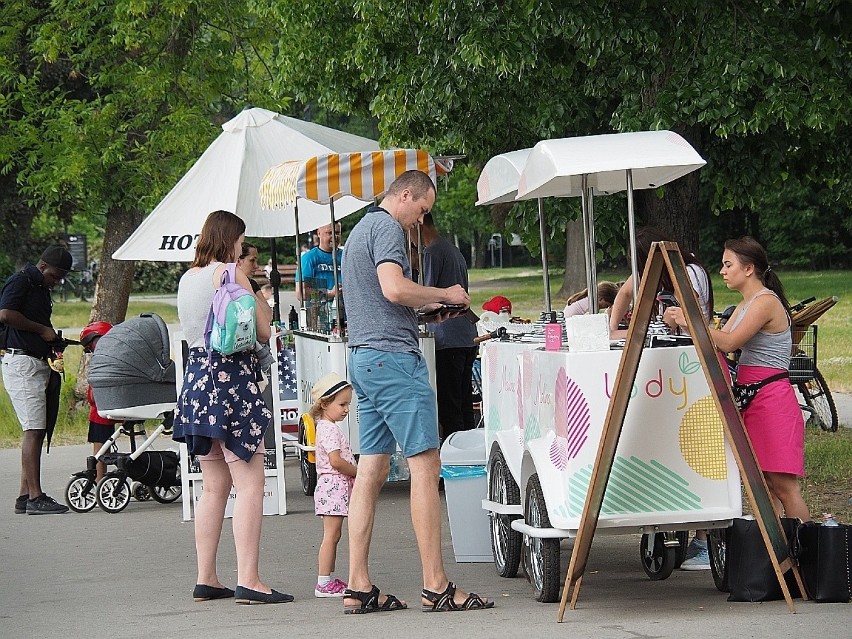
[666, 236, 810, 522]
[609, 227, 714, 338]
[173, 210, 290, 604]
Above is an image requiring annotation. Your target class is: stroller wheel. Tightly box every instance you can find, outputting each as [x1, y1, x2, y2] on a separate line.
[131, 482, 152, 501]
[97, 475, 131, 513]
[65, 476, 97, 513]
[151, 484, 182, 504]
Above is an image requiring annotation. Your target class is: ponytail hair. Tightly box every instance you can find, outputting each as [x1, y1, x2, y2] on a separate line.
[724, 236, 789, 311]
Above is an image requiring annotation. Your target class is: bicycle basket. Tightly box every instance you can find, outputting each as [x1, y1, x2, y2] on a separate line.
[789, 325, 816, 384]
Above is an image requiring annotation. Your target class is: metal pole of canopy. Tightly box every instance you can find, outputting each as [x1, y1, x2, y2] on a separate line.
[329, 199, 343, 338]
[587, 186, 598, 315]
[580, 175, 594, 312]
[538, 198, 551, 312]
[626, 169, 639, 303]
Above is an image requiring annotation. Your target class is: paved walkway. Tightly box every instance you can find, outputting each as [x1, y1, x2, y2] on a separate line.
[2, 442, 850, 639]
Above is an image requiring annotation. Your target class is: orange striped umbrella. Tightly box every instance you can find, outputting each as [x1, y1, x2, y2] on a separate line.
[260, 149, 440, 209]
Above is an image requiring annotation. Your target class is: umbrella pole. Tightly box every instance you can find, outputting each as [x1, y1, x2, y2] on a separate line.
[295, 200, 305, 310]
[537, 198, 551, 313]
[269, 237, 281, 324]
[580, 175, 594, 312]
[626, 169, 639, 302]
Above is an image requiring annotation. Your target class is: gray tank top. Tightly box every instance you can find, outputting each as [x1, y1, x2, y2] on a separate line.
[727, 288, 791, 369]
[177, 262, 221, 349]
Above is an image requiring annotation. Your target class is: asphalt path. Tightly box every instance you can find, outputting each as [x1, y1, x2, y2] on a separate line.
[2, 441, 849, 639]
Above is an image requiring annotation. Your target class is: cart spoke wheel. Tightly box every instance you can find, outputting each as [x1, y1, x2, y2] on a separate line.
[488, 448, 522, 578]
[151, 484, 182, 503]
[798, 370, 838, 432]
[65, 476, 97, 513]
[640, 532, 676, 581]
[708, 528, 730, 592]
[524, 474, 561, 603]
[298, 416, 317, 496]
[96, 475, 131, 513]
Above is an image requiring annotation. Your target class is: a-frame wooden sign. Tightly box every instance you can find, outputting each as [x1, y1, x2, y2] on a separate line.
[557, 241, 806, 621]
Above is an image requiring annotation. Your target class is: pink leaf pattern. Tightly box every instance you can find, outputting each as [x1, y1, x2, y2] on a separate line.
[550, 438, 568, 470]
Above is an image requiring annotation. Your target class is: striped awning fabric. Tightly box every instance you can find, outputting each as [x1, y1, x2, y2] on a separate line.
[260, 149, 438, 209]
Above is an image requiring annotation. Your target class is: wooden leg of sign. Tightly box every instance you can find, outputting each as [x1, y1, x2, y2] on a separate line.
[556, 252, 665, 622]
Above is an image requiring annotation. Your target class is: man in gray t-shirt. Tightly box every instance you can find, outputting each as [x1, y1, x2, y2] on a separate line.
[341, 170, 493, 613]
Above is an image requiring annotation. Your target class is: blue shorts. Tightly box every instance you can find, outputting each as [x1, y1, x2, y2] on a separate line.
[348, 347, 439, 457]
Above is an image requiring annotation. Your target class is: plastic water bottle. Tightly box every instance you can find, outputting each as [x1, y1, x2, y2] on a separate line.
[387, 451, 410, 482]
[822, 513, 840, 527]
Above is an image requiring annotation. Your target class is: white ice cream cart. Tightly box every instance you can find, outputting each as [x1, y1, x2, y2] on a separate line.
[477, 132, 743, 602]
[260, 149, 451, 493]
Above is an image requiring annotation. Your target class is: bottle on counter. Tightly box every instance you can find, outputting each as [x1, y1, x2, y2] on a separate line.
[288, 305, 299, 331]
[545, 311, 562, 351]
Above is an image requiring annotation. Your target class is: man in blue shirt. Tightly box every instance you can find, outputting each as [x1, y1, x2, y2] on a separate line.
[1, 245, 73, 515]
[295, 223, 343, 302]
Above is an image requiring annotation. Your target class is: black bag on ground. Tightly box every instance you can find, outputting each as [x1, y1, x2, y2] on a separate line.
[790, 521, 852, 603]
[727, 517, 801, 602]
[126, 450, 179, 487]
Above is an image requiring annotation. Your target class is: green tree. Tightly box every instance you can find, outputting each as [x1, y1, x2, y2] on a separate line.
[0, 0, 287, 322]
[269, 0, 851, 286]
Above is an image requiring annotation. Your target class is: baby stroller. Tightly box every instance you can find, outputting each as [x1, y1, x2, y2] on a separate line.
[65, 313, 181, 514]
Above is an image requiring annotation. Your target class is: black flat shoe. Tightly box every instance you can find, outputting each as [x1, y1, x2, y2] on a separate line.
[234, 586, 294, 605]
[193, 584, 235, 601]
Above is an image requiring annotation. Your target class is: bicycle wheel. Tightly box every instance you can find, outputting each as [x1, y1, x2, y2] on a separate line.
[488, 448, 522, 578]
[798, 369, 838, 432]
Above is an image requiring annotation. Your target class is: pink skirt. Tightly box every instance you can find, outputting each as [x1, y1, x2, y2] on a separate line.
[737, 365, 804, 477]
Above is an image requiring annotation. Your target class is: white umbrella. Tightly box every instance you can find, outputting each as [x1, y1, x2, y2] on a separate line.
[475, 148, 532, 206]
[113, 107, 380, 262]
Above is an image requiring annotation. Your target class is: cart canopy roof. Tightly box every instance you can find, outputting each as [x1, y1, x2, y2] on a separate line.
[475, 148, 532, 206]
[516, 130, 705, 201]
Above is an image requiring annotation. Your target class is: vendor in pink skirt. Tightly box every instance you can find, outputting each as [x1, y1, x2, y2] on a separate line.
[666, 236, 811, 522]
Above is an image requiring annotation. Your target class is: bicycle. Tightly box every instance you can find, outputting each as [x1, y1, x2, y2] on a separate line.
[789, 296, 839, 432]
[714, 296, 839, 432]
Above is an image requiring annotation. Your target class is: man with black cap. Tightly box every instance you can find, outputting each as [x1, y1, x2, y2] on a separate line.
[0, 245, 73, 514]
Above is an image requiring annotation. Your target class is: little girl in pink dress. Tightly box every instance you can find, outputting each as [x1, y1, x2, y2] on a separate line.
[310, 372, 358, 598]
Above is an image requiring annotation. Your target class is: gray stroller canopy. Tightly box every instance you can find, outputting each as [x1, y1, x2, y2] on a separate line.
[89, 313, 176, 412]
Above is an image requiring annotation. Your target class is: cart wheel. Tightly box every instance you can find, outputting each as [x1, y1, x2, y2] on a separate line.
[96, 474, 131, 513]
[488, 448, 522, 578]
[151, 484, 182, 503]
[640, 532, 676, 580]
[298, 415, 317, 496]
[524, 474, 561, 603]
[708, 527, 729, 592]
[673, 530, 690, 568]
[65, 476, 97, 513]
[798, 370, 838, 432]
[132, 482, 152, 501]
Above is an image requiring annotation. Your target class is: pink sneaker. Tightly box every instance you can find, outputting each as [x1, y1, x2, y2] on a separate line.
[315, 578, 347, 598]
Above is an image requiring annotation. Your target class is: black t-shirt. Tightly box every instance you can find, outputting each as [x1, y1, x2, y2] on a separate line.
[0, 264, 54, 357]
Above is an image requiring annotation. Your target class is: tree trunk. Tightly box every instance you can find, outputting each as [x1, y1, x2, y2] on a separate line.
[635, 124, 704, 255]
[75, 207, 142, 399]
[558, 216, 587, 300]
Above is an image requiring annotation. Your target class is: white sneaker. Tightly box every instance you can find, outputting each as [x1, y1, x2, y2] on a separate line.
[680, 544, 710, 571]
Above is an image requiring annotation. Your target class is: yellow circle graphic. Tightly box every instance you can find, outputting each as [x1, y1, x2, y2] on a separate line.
[679, 395, 727, 480]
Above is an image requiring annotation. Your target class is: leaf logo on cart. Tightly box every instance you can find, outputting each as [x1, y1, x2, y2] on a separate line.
[603, 354, 702, 411]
